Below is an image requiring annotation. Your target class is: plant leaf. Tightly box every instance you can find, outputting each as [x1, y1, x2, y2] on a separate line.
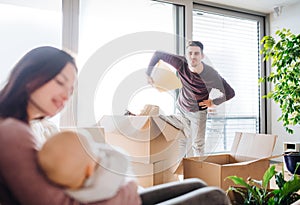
[260, 28, 300, 133]
[262, 165, 276, 188]
[226, 176, 251, 189]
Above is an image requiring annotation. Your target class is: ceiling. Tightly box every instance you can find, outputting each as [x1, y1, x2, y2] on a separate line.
[200, 0, 300, 14]
[0, 0, 299, 14]
[0, 0, 60, 11]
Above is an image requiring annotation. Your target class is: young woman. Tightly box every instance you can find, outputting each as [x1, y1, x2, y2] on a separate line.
[0, 46, 141, 205]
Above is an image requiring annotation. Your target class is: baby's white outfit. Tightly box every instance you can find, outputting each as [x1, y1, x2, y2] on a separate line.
[66, 134, 130, 203]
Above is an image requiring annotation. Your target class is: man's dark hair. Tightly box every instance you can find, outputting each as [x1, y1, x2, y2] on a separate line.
[186, 41, 204, 51]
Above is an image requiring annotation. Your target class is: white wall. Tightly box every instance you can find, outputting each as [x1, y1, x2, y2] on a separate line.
[0, 1, 62, 126]
[269, 2, 300, 157]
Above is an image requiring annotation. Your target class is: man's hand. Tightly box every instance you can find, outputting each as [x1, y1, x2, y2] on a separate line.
[147, 76, 154, 85]
[199, 99, 214, 108]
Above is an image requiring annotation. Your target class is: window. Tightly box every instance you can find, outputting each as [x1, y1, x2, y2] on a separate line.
[0, 0, 62, 125]
[192, 4, 265, 153]
[77, 0, 184, 125]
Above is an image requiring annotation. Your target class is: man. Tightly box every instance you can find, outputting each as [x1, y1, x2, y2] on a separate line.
[146, 41, 235, 156]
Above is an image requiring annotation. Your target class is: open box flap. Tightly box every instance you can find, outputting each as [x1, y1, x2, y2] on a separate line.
[223, 157, 268, 166]
[223, 154, 283, 167]
[100, 115, 183, 142]
[230, 132, 277, 162]
[152, 116, 184, 141]
[100, 115, 154, 140]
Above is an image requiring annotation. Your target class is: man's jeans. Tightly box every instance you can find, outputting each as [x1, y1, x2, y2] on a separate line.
[177, 105, 207, 157]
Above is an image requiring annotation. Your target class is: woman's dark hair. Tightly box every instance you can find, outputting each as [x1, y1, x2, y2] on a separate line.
[0, 46, 77, 124]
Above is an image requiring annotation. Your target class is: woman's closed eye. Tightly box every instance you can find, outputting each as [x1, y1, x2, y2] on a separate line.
[55, 78, 65, 86]
[55, 77, 74, 96]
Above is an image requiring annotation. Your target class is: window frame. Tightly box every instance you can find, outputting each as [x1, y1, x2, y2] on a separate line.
[61, 0, 270, 134]
[192, 3, 267, 134]
[61, 0, 186, 126]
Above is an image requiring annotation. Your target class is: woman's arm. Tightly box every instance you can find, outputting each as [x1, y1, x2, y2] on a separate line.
[96, 181, 140, 205]
[0, 118, 140, 205]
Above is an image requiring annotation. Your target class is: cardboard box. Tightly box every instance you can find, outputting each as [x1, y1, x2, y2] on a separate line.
[130, 161, 179, 187]
[151, 60, 182, 92]
[183, 132, 277, 190]
[99, 115, 184, 187]
[99, 115, 184, 164]
[60, 126, 105, 143]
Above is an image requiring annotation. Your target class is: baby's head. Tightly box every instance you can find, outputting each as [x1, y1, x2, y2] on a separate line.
[37, 131, 97, 189]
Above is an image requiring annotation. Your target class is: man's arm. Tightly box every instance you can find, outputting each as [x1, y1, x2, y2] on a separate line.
[212, 76, 235, 106]
[146, 51, 185, 77]
[201, 65, 235, 106]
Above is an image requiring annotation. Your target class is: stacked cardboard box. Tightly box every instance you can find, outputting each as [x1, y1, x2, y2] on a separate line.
[100, 115, 184, 187]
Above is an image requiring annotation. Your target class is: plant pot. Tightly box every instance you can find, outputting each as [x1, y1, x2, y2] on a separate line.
[227, 187, 274, 205]
[227, 187, 245, 205]
[284, 152, 300, 175]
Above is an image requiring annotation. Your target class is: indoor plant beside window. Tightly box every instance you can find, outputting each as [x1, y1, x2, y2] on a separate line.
[260, 28, 300, 174]
[259, 28, 300, 134]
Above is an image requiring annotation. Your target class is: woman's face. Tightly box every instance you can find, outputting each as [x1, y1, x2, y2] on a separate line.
[27, 62, 77, 120]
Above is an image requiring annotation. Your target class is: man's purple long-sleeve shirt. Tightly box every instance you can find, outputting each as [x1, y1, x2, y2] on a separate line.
[147, 51, 235, 112]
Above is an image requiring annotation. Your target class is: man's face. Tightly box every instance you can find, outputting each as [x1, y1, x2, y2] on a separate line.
[186, 46, 204, 68]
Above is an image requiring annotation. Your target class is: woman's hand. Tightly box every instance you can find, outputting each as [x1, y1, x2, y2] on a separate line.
[104, 180, 141, 205]
[116, 181, 141, 205]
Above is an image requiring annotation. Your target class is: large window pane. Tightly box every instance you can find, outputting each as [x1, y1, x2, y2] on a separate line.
[77, 0, 184, 125]
[192, 6, 263, 152]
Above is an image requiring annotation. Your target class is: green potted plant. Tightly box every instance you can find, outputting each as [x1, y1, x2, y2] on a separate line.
[259, 28, 300, 134]
[226, 164, 300, 205]
[260, 29, 300, 175]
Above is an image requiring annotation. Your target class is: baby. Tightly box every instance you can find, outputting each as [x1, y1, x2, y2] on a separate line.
[37, 130, 130, 203]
